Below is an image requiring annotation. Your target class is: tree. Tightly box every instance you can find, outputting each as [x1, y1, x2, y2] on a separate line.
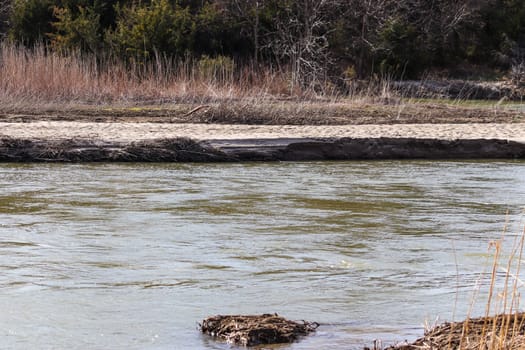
[105, 0, 195, 61]
[0, 0, 11, 39]
[57, 0, 123, 30]
[229, 0, 265, 64]
[397, 0, 475, 68]
[193, 1, 246, 58]
[9, 0, 55, 45]
[267, 0, 341, 90]
[332, 0, 478, 78]
[479, 0, 525, 68]
[3, 0, 523, 81]
[49, 5, 101, 53]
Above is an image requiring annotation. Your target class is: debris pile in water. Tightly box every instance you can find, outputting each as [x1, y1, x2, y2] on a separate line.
[199, 314, 319, 346]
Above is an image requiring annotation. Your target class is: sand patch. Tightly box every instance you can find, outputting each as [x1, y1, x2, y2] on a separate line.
[1, 122, 524, 143]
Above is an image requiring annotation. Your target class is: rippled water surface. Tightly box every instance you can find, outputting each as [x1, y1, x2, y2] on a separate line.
[1, 161, 524, 349]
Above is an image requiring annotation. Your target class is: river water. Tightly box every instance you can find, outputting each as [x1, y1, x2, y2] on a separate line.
[1, 161, 524, 350]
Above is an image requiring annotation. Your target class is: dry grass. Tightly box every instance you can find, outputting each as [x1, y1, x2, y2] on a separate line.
[386, 220, 525, 350]
[392, 313, 525, 350]
[0, 42, 523, 125]
[0, 42, 297, 108]
[0, 42, 356, 122]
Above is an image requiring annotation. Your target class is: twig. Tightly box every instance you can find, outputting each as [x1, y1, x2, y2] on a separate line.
[182, 105, 209, 118]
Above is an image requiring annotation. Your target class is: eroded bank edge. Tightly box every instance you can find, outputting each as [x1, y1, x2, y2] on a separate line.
[0, 137, 524, 162]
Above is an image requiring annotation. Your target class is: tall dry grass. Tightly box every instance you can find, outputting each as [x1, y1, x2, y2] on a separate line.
[0, 42, 300, 110]
[3, 42, 515, 123]
[393, 219, 525, 350]
[461, 219, 525, 350]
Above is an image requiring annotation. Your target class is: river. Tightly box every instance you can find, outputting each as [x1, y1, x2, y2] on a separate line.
[1, 161, 524, 349]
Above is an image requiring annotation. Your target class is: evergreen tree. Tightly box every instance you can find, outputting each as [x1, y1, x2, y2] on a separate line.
[3, 0, 525, 79]
[9, 0, 55, 45]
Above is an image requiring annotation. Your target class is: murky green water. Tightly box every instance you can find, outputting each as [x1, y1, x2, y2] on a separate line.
[1, 161, 524, 349]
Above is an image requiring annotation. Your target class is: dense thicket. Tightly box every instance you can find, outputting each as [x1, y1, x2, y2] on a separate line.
[1, 0, 525, 82]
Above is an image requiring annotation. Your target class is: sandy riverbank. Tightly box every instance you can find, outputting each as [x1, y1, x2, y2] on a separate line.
[1, 122, 524, 161]
[1, 122, 524, 142]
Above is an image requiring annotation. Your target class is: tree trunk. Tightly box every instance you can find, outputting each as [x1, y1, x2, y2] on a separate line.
[254, 0, 259, 65]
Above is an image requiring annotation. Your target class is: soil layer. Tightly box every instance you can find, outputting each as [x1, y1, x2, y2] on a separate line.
[1, 137, 524, 162]
[1, 101, 523, 125]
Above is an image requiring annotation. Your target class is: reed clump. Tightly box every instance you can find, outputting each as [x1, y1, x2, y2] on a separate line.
[391, 313, 525, 350]
[385, 221, 525, 350]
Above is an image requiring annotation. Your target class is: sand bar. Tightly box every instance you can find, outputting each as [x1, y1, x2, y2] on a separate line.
[1, 122, 524, 142]
[1, 121, 524, 161]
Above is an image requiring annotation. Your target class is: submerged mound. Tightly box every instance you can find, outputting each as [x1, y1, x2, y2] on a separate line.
[199, 314, 319, 346]
[388, 313, 525, 350]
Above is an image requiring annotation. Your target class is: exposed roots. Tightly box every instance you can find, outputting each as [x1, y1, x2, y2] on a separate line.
[199, 314, 319, 347]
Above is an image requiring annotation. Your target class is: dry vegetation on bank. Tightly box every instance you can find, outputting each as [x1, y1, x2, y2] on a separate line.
[0, 43, 523, 125]
[382, 222, 525, 350]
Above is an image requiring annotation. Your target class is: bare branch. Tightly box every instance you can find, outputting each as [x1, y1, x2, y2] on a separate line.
[267, 0, 342, 91]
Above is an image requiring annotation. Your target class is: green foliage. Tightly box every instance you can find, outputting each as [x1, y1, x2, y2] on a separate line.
[4, 0, 525, 81]
[479, 0, 525, 67]
[9, 0, 54, 45]
[105, 0, 195, 61]
[0, 0, 11, 39]
[58, 0, 121, 29]
[197, 54, 234, 82]
[377, 18, 427, 78]
[50, 5, 101, 53]
[193, 1, 259, 59]
[193, 3, 231, 56]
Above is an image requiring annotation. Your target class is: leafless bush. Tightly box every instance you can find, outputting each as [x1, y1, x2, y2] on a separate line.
[510, 61, 525, 87]
[268, 0, 342, 92]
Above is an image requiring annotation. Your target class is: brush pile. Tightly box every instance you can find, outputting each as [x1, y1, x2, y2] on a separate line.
[199, 314, 319, 346]
[388, 313, 525, 350]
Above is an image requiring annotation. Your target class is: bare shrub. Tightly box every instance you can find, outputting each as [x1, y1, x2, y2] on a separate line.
[510, 61, 525, 87]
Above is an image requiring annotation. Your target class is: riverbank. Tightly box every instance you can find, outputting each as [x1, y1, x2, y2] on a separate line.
[384, 312, 525, 350]
[1, 122, 524, 161]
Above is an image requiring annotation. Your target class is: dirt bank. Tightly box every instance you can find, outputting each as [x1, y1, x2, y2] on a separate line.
[1, 137, 524, 162]
[1, 121, 524, 162]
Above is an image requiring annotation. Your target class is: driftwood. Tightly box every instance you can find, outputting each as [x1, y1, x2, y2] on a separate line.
[386, 313, 525, 350]
[199, 314, 319, 346]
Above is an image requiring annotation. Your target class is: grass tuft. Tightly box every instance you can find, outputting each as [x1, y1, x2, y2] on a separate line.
[383, 219, 525, 350]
